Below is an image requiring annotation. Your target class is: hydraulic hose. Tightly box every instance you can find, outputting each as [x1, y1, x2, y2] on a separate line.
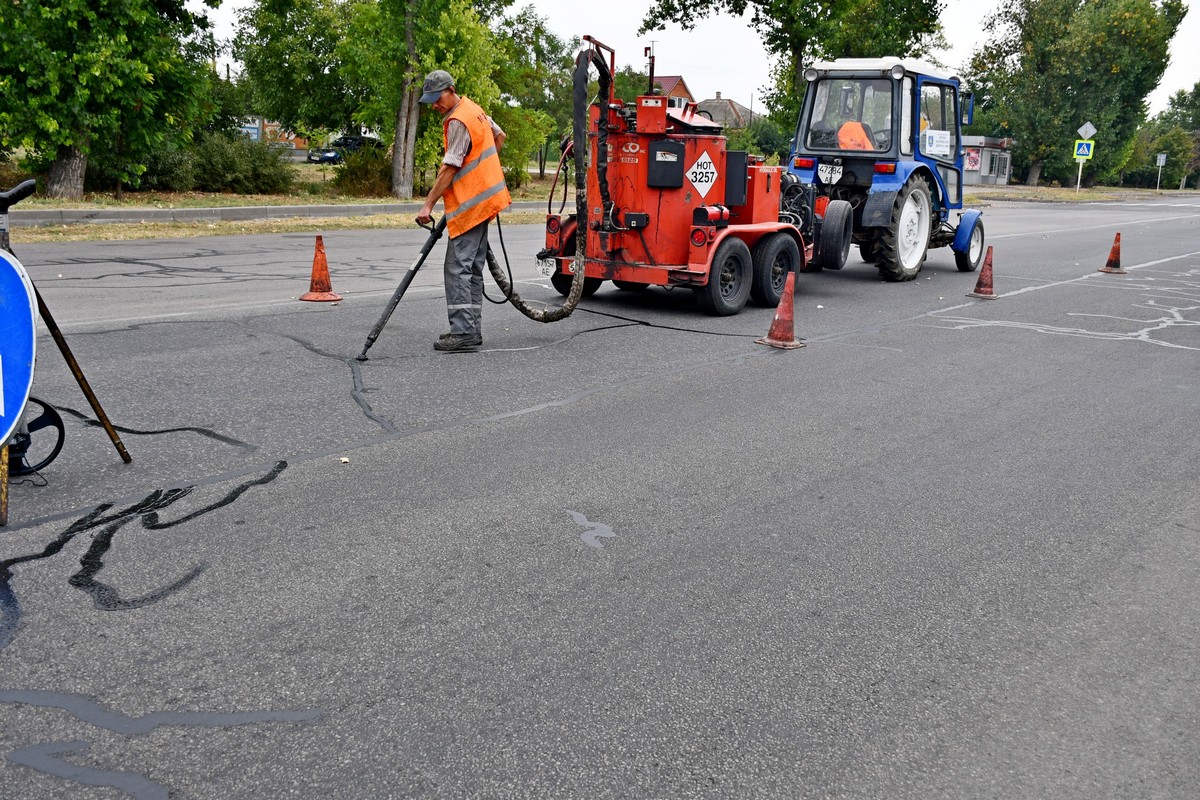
[485, 44, 612, 323]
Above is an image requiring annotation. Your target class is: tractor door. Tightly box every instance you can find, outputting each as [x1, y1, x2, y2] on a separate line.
[913, 77, 963, 210]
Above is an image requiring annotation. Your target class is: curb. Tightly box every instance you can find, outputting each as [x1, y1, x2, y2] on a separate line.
[10, 200, 551, 228]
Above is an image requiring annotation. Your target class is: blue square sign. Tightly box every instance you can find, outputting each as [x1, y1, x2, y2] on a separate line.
[1, 249, 37, 445]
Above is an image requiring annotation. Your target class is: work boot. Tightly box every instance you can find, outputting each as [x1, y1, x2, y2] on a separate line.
[433, 333, 482, 352]
[438, 330, 481, 341]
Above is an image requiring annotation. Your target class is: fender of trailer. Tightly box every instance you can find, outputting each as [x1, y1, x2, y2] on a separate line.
[951, 209, 984, 254]
[704, 222, 807, 273]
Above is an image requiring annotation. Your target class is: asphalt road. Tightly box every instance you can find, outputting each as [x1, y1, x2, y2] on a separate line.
[2, 198, 1199, 799]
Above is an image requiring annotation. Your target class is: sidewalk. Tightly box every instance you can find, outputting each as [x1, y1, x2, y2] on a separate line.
[9, 200, 551, 228]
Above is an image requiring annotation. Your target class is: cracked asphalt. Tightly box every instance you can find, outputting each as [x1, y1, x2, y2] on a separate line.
[2, 199, 1199, 799]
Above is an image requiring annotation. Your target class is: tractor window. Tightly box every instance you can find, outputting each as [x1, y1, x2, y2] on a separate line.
[804, 78, 893, 152]
[918, 83, 958, 163]
[900, 78, 913, 156]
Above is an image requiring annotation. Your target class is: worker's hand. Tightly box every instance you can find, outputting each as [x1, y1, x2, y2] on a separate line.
[416, 205, 434, 225]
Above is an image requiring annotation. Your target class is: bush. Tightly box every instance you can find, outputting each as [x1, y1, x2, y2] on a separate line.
[332, 148, 391, 197]
[192, 133, 295, 194]
[141, 146, 196, 192]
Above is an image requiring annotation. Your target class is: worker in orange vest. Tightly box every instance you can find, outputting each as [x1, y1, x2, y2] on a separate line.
[417, 70, 512, 352]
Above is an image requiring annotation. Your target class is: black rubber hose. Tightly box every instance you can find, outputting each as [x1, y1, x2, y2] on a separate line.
[485, 45, 610, 323]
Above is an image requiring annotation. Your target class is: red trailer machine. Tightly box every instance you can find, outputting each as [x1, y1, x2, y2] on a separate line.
[538, 37, 808, 316]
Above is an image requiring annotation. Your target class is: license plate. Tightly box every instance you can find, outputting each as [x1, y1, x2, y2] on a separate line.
[537, 257, 558, 276]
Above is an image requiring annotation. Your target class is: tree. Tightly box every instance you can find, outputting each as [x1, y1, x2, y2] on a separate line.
[0, 0, 218, 198]
[1158, 82, 1200, 131]
[966, 0, 1184, 186]
[639, 0, 942, 122]
[232, 0, 365, 138]
[338, 0, 499, 199]
[491, 6, 576, 177]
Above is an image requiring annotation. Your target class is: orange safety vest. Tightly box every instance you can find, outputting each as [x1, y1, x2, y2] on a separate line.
[837, 121, 872, 150]
[442, 97, 512, 238]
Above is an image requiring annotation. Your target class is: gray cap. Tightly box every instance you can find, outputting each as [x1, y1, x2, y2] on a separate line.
[419, 70, 455, 104]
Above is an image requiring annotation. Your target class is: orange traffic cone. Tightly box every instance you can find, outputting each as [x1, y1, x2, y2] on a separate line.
[300, 235, 342, 302]
[967, 245, 999, 299]
[755, 272, 805, 350]
[1098, 232, 1125, 274]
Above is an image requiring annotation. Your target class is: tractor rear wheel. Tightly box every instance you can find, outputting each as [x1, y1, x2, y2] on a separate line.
[955, 219, 985, 272]
[549, 234, 602, 297]
[695, 237, 752, 315]
[877, 175, 932, 281]
[750, 233, 800, 307]
[818, 199, 853, 270]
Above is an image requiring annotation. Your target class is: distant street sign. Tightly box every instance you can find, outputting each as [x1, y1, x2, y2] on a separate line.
[1074, 139, 1095, 160]
[0, 249, 37, 445]
[1156, 152, 1167, 167]
[1078, 121, 1097, 140]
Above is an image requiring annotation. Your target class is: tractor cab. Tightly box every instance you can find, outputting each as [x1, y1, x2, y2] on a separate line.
[787, 57, 985, 281]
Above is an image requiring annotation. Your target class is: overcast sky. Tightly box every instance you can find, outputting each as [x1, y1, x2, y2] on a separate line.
[198, 0, 1197, 115]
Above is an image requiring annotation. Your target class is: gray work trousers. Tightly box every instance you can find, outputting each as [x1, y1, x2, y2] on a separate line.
[443, 219, 489, 336]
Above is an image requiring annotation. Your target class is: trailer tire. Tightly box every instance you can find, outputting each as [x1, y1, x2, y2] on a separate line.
[695, 237, 753, 315]
[751, 233, 800, 306]
[877, 175, 932, 281]
[549, 233, 602, 297]
[954, 219, 985, 272]
[613, 280, 650, 291]
[818, 199, 853, 270]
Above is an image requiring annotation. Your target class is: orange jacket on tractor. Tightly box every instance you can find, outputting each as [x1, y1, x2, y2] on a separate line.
[442, 97, 511, 238]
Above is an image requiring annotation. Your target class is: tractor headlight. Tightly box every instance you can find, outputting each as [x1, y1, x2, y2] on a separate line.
[804, 67, 818, 83]
[889, 64, 905, 80]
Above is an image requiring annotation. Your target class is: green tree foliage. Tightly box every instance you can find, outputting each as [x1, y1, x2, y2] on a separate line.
[338, 0, 499, 199]
[726, 117, 791, 162]
[966, 0, 1184, 186]
[491, 6, 577, 177]
[639, 0, 942, 122]
[1157, 82, 1200, 132]
[0, 0, 218, 198]
[233, 0, 364, 137]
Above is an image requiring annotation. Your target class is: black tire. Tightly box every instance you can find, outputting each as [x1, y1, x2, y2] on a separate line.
[859, 238, 878, 263]
[694, 237, 753, 315]
[548, 234, 602, 297]
[7, 397, 65, 475]
[877, 175, 932, 281]
[954, 219, 985, 272]
[818, 199, 853, 270]
[750, 233, 800, 307]
[550, 271, 601, 297]
[613, 280, 649, 291]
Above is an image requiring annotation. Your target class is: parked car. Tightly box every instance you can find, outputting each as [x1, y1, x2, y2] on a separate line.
[306, 135, 384, 164]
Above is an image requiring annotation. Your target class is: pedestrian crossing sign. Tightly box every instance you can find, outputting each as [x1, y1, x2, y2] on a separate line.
[1074, 139, 1095, 160]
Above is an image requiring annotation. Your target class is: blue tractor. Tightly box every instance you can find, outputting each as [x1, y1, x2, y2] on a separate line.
[784, 57, 986, 281]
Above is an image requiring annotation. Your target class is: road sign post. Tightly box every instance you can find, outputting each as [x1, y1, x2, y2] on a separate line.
[0, 249, 38, 527]
[1073, 139, 1095, 193]
[1156, 152, 1167, 191]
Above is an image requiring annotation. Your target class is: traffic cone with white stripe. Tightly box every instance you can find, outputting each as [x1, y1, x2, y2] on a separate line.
[755, 272, 805, 349]
[1098, 232, 1126, 274]
[300, 235, 342, 302]
[967, 246, 998, 299]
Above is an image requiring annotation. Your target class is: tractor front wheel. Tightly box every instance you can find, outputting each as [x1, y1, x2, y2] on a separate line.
[877, 176, 932, 281]
[955, 219, 986, 272]
[695, 237, 753, 315]
[818, 199, 853, 270]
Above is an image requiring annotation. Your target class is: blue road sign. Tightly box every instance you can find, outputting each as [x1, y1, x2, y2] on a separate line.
[1074, 139, 1095, 160]
[1, 249, 37, 445]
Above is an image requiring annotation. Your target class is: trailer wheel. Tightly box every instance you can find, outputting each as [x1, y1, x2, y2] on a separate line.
[877, 175, 932, 281]
[818, 199, 852, 270]
[549, 234, 602, 297]
[954, 219, 985, 272]
[695, 237, 752, 315]
[613, 280, 650, 291]
[751, 233, 800, 307]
